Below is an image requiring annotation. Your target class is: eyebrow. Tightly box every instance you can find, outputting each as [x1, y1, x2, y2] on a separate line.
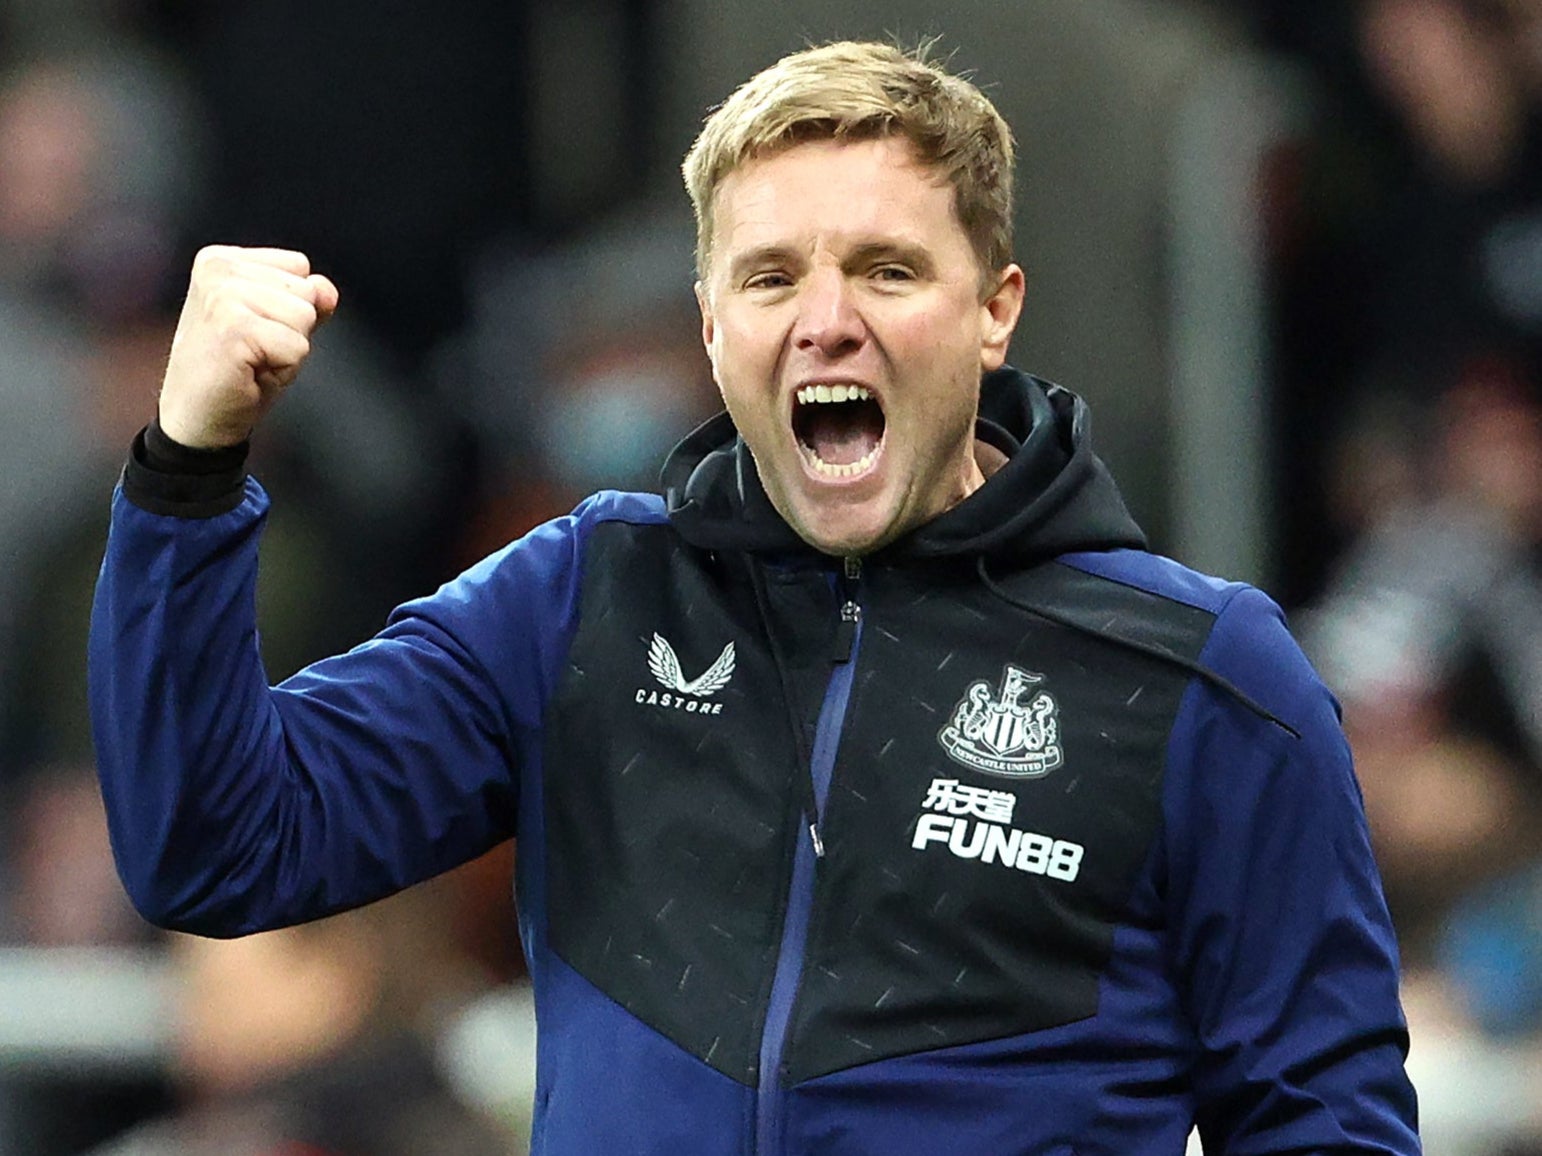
[721, 245, 797, 284]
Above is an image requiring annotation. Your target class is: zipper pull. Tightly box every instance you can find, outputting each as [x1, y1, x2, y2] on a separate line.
[834, 556, 862, 659]
[809, 820, 825, 858]
[833, 600, 860, 661]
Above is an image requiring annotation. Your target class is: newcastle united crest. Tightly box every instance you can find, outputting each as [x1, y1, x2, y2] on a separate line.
[938, 665, 1063, 779]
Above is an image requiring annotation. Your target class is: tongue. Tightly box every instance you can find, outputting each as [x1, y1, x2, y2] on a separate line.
[805, 403, 884, 465]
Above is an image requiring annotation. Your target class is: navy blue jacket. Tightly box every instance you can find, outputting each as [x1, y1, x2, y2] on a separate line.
[90, 369, 1420, 1154]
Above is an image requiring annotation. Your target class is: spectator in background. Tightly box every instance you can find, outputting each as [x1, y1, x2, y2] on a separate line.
[1351, 0, 1542, 379]
[1246, 0, 1542, 1024]
[84, 889, 517, 1156]
[0, 763, 167, 1156]
[0, 41, 202, 521]
[1303, 366, 1542, 968]
[0, 43, 204, 769]
[444, 202, 719, 559]
[4, 764, 144, 949]
[1240, 0, 1542, 605]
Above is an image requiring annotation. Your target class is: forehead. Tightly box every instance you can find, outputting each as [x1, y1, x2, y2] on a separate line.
[709, 136, 967, 262]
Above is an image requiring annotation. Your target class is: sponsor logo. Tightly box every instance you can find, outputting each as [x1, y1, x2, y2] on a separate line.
[912, 777, 1084, 882]
[938, 664, 1063, 779]
[635, 633, 733, 715]
[922, 777, 1018, 824]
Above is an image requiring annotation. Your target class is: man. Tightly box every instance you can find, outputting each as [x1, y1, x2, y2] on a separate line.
[91, 41, 1420, 1154]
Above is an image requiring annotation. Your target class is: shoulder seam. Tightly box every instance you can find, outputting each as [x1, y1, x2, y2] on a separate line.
[583, 490, 670, 529]
[1054, 554, 1241, 617]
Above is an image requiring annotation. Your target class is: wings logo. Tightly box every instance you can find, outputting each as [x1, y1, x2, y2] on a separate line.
[938, 664, 1063, 778]
[635, 634, 734, 714]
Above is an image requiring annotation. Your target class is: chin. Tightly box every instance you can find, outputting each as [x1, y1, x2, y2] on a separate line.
[773, 482, 899, 556]
[794, 515, 891, 557]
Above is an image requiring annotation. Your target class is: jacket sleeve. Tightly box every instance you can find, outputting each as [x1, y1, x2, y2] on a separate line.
[1164, 586, 1421, 1153]
[89, 476, 592, 937]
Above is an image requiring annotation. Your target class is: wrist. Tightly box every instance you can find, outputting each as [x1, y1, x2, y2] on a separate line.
[156, 408, 251, 452]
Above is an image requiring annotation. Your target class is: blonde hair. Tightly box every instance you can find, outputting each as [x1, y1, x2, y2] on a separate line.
[682, 40, 1016, 282]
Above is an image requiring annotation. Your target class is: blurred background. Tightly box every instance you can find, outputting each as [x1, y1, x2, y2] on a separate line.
[0, 0, 1539, 1152]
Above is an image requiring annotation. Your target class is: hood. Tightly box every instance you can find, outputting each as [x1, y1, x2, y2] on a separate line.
[662, 365, 1146, 564]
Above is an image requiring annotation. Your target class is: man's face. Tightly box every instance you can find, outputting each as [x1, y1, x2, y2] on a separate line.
[696, 136, 1024, 556]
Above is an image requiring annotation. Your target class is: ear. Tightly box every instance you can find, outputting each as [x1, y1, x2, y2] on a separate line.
[979, 263, 1026, 372]
[695, 280, 718, 376]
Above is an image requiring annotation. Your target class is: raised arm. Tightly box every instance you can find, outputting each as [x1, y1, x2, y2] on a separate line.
[89, 246, 579, 936]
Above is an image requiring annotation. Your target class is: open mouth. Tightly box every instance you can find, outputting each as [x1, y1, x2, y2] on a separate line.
[792, 383, 886, 478]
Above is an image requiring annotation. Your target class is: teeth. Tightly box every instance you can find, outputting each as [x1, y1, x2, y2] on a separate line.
[797, 384, 872, 405]
[806, 443, 881, 478]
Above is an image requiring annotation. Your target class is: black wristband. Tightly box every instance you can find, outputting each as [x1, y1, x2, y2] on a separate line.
[121, 420, 251, 518]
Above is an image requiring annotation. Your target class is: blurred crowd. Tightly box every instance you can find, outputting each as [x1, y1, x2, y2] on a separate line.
[0, 0, 1540, 1152]
[1245, 0, 1542, 1148]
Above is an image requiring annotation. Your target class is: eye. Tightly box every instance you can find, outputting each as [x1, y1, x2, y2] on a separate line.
[872, 264, 916, 283]
[744, 270, 793, 290]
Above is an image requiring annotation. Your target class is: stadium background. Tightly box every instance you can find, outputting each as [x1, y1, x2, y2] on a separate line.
[2, 0, 1540, 1151]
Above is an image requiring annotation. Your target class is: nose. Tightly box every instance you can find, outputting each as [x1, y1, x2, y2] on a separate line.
[792, 267, 866, 359]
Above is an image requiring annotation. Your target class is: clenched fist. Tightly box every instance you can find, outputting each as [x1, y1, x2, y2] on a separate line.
[158, 246, 340, 450]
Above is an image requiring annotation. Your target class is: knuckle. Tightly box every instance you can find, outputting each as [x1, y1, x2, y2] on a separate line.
[194, 256, 234, 286]
[269, 248, 310, 277]
[193, 245, 236, 273]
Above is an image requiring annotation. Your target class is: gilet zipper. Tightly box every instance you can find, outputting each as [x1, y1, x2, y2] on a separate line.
[753, 557, 863, 1155]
